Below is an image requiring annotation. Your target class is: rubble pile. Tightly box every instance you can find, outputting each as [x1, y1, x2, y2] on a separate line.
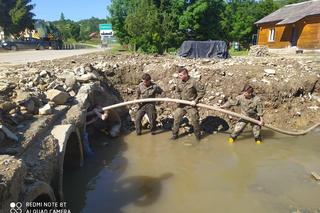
[249, 45, 271, 57]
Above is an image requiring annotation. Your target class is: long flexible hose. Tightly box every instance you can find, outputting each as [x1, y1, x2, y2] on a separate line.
[88, 98, 320, 136]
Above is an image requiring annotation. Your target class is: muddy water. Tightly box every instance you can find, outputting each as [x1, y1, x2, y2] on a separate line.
[64, 129, 320, 213]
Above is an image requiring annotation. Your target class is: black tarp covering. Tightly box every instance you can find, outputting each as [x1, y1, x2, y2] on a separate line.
[178, 40, 229, 59]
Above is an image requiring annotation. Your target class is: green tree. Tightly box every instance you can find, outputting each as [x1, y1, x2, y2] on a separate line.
[108, 0, 132, 44]
[0, 0, 34, 35]
[78, 17, 109, 40]
[60, 12, 65, 21]
[125, 0, 161, 52]
[70, 22, 80, 41]
[179, 0, 225, 40]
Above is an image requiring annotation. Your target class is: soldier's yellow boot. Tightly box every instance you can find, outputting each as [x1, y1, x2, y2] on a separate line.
[255, 140, 262, 144]
[255, 138, 262, 144]
[228, 137, 235, 143]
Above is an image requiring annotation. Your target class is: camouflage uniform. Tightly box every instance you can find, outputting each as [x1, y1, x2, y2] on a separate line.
[225, 94, 264, 140]
[86, 108, 121, 137]
[135, 82, 163, 134]
[172, 77, 205, 138]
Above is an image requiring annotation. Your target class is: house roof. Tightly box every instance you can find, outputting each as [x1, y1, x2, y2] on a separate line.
[255, 0, 320, 25]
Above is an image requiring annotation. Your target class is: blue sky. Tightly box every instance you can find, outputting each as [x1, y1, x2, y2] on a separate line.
[31, 0, 111, 21]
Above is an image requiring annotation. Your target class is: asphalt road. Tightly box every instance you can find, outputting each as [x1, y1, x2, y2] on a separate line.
[0, 48, 105, 65]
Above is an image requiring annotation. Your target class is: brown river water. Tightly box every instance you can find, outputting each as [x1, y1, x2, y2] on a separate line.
[64, 128, 320, 213]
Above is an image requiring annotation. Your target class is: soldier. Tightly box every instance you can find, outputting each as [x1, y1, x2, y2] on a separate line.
[86, 106, 122, 138]
[135, 73, 163, 135]
[171, 67, 205, 140]
[221, 85, 264, 144]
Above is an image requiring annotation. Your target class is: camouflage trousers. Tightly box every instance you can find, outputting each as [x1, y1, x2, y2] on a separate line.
[172, 106, 200, 137]
[135, 103, 157, 134]
[230, 119, 261, 139]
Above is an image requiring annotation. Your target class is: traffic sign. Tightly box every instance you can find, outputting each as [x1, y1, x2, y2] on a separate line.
[99, 24, 112, 30]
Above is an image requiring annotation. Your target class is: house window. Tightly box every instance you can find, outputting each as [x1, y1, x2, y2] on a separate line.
[268, 28, 275, 42]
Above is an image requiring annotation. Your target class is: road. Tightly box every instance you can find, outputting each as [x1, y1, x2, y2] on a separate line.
[0, 48, 106, 65]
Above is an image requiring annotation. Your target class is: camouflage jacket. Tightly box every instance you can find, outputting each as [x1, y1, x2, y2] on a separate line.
[175, 77, 205, 102]
[225, 94, 264, 118]
[136, 82, 163, 99]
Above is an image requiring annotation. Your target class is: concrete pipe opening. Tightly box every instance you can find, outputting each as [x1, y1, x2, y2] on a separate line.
[51, 125, 84, 200]
[22, 181, 56, 211]
[63, 130, 84, 169]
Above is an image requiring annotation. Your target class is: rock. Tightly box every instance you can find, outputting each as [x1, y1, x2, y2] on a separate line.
[0, 125, 18, 142]
[0, 82, 10, 93]
[249, 45, 270, 57]
[69, 90, 76, 97]
[24, 99, 36, 114]
[264, 69, 276, 76]
[27, 81, 34, 88]
[39, 70, 47, 77]
[261, 79, 271, 85]
[0, 102, 16, 113]
[65, 73, 76, 88]
[74, 66, 85, 76]
[76, 73, 97, 82]
[38, 103, 53, 115]
[14, 91, 31, 104]
[45, 89, 70, 105]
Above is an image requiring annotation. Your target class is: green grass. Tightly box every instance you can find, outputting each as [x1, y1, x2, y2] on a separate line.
[229, 49, 249, 56]
[105, 43, 129, 54]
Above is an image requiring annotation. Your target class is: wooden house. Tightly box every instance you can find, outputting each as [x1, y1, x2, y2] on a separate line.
[255, 0, 320, 49]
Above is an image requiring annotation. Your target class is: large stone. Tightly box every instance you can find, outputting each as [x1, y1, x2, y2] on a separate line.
[39, 104, 53, 115]
[64, 73, 77, 89]
[45, 89, 70, 105]
[76, 73, 97, 82]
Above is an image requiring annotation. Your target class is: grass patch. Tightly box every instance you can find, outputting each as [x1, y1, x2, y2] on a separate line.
[229, 49, 249, 56]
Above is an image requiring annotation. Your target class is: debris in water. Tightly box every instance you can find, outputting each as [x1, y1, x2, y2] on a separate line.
[311, 172, 320, 181]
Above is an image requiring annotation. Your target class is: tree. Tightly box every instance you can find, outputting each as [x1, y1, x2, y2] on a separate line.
[0, 0, 34, 35]
[60, 12, 65, 21]
[78, 17, 109, 40]
[179, 0, 225, 40]
[70, 22, 80, 41]
[108, 0, 132, 44]
[125, 0, 161, 52]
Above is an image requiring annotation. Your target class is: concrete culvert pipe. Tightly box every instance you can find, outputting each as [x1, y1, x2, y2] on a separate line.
[51, 125, 84, 200]
[22, 181, 56, 211]
[63, 129, 84, 169]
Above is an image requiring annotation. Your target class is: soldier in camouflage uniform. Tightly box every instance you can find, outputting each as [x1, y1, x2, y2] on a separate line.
[171, 67, 205, 140]
[135, 73, 163, 135]
[221, 85, 264, 144]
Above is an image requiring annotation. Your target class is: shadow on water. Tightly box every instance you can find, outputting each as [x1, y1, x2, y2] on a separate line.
[93, 172, 173, 213]
[63, 131, 173, 213]
[63, 131, 128, 212]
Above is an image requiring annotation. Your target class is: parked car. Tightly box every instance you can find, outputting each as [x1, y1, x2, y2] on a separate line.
[1, 38, 50, 51]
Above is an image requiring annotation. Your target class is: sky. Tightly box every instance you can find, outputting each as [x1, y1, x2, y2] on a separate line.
[31, 0, 111, 21]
